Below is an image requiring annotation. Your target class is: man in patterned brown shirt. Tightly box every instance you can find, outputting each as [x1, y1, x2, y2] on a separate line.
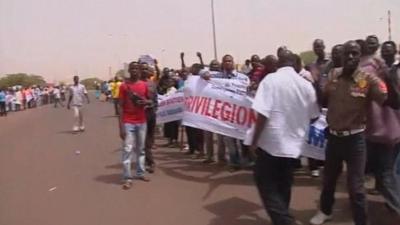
[310, 41, 388, 225]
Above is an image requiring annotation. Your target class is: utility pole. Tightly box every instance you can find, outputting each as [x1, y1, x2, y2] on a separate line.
[388, 10, 392, 41]
[109, 66, 112, 79]
[211, 0, 218, 60]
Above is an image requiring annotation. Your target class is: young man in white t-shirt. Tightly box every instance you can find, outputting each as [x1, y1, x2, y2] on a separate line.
[67, 76, 90, 132]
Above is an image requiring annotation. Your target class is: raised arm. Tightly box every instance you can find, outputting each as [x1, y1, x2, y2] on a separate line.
[118, 85, 126, 140]
[180, 52, 186, 69]
[197, 52, 205, 68]
[154, 59, 161, 81]
[67, 87, 72, 109]
[383, 67, 400, 109]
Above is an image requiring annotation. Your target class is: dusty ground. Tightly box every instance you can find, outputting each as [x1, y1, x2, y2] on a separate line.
[0, 98, 398, 225]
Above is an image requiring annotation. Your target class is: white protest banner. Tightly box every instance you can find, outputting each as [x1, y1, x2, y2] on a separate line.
[139, 55, 155, 66]
[301, 110, 328, 160]
[182, 76, 256, 139]
[156, 91, 185, 124]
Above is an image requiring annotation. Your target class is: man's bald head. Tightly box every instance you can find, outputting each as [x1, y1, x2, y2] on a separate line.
[313, 39, 326, 58]
[250, 54, 261, 68]
[277, 46, 288, 58]
[278, 50, 295, 68]
[331, 44, 344, 67]
[209, 59, 221, 72]
[261, 55, 278, 74]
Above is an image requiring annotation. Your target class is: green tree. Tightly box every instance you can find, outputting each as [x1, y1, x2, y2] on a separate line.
[80, 77, 103, 90]
[0, 73, 46, 89]
[299, 50, 317, 66]
[115, 69, 125, 79]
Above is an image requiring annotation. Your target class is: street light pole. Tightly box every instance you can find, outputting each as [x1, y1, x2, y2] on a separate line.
[388, 10, 392, 41]
[211, 0, 218, 60]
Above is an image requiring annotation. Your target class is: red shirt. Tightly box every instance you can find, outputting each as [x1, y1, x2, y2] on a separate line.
[119, 81, 149, 124]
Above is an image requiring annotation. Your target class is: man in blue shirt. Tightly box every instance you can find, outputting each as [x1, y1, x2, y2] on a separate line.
[0, 89, 7, 116]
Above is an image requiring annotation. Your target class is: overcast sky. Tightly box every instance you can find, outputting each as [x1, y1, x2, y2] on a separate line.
[0, 0, 399, 82]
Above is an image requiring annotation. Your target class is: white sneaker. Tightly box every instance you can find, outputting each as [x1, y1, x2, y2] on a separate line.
[79, 126, 85, 131]
[310, 211, 332, 225]
[72, 126, 79, 132]
[311, 170, 320, 177]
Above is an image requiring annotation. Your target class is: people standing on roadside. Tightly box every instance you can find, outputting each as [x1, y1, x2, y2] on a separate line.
[111, 76, 123, 115]
[140, 61, 158, 173]
[306, 39, 331, 177]
[202, 54, 250, 171]
[95, 83, 101, 99]
[60, 85, 66, 102]
[193, 52, 225, 164]
[67, 76, 90, 132]
[5, 89, 14, 112]
[53, 86, 64, 108]
[0, 89, 7, 116]
[241, 59, 252, 74]
[14, 88, 22, 111]
[180, 52, 205, 158]
[363, 40, 400, 213]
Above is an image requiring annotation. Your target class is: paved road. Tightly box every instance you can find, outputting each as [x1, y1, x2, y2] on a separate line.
[0, 98, 398, 225]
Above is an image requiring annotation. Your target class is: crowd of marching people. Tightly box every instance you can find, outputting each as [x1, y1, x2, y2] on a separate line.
[0, 85, 68, 116]
[109, 34, 400, 225]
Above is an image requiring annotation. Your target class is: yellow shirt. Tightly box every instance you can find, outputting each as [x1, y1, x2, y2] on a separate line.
[111, 81, 122, 98]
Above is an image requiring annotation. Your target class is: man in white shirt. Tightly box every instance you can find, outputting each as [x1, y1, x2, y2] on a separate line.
[53, 86, 64, 108]
[249, 50, 320, 225]
[67, 76, 90, 132]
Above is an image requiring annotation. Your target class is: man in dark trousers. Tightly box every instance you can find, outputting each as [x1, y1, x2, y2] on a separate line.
[140, 61, 158, 173]
[249, 50, 319, 225]
[310, 41, 392, 225]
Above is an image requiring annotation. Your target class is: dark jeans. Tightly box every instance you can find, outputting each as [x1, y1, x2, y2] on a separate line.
[204, 132, 226, 161]
[164, 121, 179, 141]
[367, 141, 400, 214]
[54, 98, 64, 108]
[185, 126, 204, 154]
[0, 102, 6, 116]
[320, 132, 367, 225]
[145, 113, 156, 166]
[204, 131, 214, 159]
[113, 98, 119, 115]
[308, 158, 324, 171]
[254, 149, 296, 225]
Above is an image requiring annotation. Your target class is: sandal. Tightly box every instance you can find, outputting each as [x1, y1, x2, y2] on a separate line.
[122, 180, 132, 190]
[137, 176, 150, 182]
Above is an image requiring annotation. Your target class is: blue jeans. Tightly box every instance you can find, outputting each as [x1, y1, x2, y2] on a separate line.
[122, 123, 147, 180]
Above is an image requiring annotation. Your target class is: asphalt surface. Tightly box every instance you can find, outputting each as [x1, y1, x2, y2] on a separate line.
[0, 97, 399, 225]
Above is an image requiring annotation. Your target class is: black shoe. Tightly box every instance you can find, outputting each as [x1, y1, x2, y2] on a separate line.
[147, 165, 155, 174]
[203, 158, 216, 164]
[228, 165, 241, 173]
